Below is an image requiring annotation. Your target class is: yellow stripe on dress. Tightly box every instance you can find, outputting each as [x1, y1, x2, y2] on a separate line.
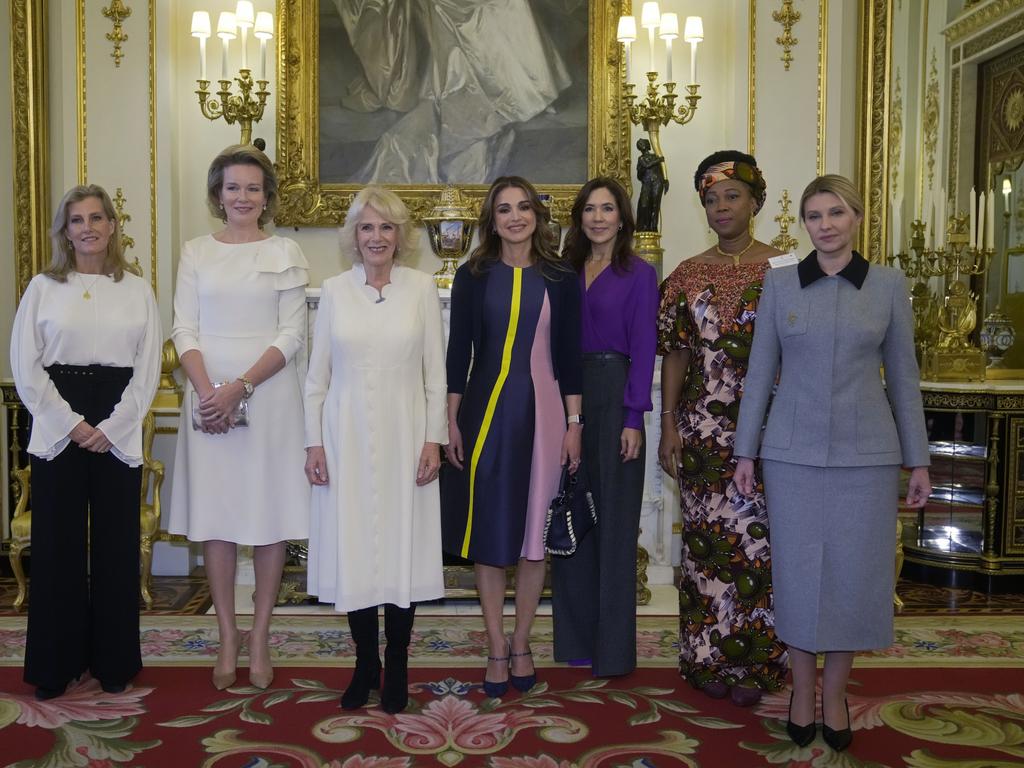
[461, 267, 523, 558]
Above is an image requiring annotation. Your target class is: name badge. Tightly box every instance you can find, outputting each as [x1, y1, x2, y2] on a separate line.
[768, 253, 800, 268]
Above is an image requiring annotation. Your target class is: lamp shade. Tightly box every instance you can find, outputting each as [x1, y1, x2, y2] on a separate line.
[234, 1, 255, 28]
[684, 16, 704, 42]
[254, 11, 274, 39]
[617, 15, 637, 43]
[216, 11, 237, 40]
[659, 12, 679, 40]
[191, 11, 211, 38]
[640, 2, 661, 29]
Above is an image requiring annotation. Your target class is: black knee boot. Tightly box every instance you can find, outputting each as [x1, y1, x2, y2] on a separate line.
[341, 606, 381, 710]
[381, 604, 415, 714]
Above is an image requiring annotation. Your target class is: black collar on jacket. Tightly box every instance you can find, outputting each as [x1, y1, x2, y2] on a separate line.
[798, 250, 869, 289]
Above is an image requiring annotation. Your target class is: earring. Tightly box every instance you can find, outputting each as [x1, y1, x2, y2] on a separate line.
[618, 224, 623, 230]
[263, 204, 267, 211]
[219, 203, 225, 210]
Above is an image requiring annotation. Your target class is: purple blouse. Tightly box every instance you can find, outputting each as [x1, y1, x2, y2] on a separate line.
[579, 255, 659, 429]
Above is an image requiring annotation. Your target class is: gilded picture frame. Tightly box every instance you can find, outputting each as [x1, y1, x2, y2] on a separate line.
[274, 0, 632, 226]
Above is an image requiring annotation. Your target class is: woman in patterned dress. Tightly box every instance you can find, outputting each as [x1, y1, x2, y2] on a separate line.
[657, 150, 788, 706]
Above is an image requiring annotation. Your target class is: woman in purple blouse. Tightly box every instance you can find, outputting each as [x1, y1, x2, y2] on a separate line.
[551, 177, 659, 676]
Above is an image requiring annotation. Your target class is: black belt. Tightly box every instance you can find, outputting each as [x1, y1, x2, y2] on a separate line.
[582, 352, 629, 362]
[46, 364, 133, 382]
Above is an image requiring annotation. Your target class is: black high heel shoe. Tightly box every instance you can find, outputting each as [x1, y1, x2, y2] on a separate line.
[822, 697, 853, 752]
[786, 691, 817, 747]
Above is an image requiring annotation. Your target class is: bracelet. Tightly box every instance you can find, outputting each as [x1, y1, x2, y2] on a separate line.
[661, 409, 674, 415]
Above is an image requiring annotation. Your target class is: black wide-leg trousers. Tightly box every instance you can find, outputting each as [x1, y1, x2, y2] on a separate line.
[551, 354, 645, 677]
[23, 365, 142, 690]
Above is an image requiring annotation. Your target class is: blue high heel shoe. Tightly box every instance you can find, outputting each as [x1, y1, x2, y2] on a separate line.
[482, 642, 510, 698]
[509, 641, 536, 692]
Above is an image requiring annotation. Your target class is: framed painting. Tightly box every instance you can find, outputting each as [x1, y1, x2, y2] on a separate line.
[275, 0, 632, 226]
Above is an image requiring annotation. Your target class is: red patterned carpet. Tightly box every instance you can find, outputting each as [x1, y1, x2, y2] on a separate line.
[1, 665, 1020, 767]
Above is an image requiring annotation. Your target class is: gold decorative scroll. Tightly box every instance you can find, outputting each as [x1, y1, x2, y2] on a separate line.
[148, 0, 157, 295]
[274, 0, 632, 226]
[889, 69, 904, 198]
[923, 50, 940, 191]
[101, 0, 131, 68]
[772, 0, 801, 71]
[817, 0, 827, 176]
[944, 0, 1023, 44]
[856, 0, 889, 262]
[11, 0, 50, 298]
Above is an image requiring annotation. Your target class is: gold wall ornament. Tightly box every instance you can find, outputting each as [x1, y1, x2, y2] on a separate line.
[770, 190, 799, 253]
[889, 69, 904, 197]
[11, 0, 50, 298]
[77, 0, 87, 183]
[275, 0, 631, 226]
[112, 187, 141, 277]
[816, 0, 828, 175]
[856, 0, 890, 263]
[749, 0, 757, 154]
[772, 0, 801, 71]
[945, 0, 1024, 44]
[152, 339, 183, 409]
[101, 0, 132, 68]
[923, 50, 940, 191]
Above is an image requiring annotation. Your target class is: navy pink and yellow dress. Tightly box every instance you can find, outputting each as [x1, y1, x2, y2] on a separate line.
[443, 260, 582, 566]
[657, 260, 787, 692]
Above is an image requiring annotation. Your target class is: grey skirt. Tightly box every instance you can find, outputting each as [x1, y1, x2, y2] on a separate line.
[762, 460, 899, 652]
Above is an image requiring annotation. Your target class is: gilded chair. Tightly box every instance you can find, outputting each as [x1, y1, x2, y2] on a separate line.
[8, 411, 164, 611]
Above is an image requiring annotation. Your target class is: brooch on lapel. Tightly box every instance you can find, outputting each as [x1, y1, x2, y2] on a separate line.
[787, 311, 798, 326]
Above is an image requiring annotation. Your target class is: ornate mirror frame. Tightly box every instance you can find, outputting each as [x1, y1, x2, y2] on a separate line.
[274, 0, 632, 226]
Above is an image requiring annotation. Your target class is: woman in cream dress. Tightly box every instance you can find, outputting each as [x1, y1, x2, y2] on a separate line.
[169, 145, 310, 691]
[305, 186, 446, 714]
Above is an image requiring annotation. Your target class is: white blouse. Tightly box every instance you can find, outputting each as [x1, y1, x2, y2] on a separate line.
[10, 271, 163, 466]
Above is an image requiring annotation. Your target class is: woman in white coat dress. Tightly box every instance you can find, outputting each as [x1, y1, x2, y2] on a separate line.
[168, 145, 310, 692]
[12, 184, 161, 700]
[305, 185, 447, 715]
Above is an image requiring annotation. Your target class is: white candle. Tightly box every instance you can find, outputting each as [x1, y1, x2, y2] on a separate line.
[969, 186, 977, 247]
[199, 36, 207, 81]
[683, 17, 704, 84]
[648, 26, 656, 72]
[221, 38, 229, 79]
[988, 190, 996, 250]
[665, 38, 673, 82]
[216, 11, 236, 79]
[240, 26, 248, 70]
[260, 39, 267, 81]
[892, 197, 902, 252]
[641, 3, 661, 73]
[936, 189, 946, 250]
[690, 42, 698, 83]
[659, 13, 678, 83]
[254, 11, 274, 82]
[191, 11, 211, 80]
[1004, 178, 1013, 209]
[977, 191, 986, 251]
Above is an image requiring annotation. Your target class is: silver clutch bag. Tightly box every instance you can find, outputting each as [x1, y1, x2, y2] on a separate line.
[191, 382, 249, 430]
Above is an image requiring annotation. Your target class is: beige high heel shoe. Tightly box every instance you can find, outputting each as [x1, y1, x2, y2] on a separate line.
[212, 630, 240, 691]
[248, 631, 274, 690]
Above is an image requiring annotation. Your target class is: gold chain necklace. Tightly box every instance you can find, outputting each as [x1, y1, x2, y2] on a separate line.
[76, 273, 103, 299]
[715, 237, 756, 266]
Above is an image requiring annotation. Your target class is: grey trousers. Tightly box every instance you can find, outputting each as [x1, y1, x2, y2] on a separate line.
[551, 354, 645, 676]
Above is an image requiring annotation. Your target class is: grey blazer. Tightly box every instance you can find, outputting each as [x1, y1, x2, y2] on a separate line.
[734, 255, 929, 468]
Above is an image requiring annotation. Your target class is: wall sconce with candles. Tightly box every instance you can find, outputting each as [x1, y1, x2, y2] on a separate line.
[191, 2, 274, 146]
[616, 3, 704, 275]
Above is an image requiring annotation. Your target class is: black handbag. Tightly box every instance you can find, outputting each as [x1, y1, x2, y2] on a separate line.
[543, 464, 597, 556]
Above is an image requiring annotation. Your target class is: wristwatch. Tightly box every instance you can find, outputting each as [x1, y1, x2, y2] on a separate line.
[567, 413, 584, 426]
[237, 376, 255, 399]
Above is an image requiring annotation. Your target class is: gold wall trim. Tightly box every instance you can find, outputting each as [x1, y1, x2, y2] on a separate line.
[817, 0, 828, 175]
[749, 0, 756, 155]
[148, 0, 157, 295]
[944, 0, 1024, 44]
[77, 0, 86, 182]
[947, 67, 961, 199]
[772, 0, 801, 71]
[10, 0, 50, 298]
[857, 0, 890, 262]
[274, 0, 631, 226]
[963, 10, 1024, 62]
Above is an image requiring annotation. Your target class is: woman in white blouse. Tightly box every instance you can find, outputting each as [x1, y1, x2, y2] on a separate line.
[11, 184, 161, 700]
[168, 145, 310, 691]
[305, 185, 447, 714]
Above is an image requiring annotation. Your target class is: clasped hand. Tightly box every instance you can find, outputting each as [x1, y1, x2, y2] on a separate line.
[70, 420, 112, 453]
[196, 381, 244, 434]
[305, 443, 441, 487]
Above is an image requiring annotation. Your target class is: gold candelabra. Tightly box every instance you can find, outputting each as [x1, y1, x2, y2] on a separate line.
[195, 69, 269, 146]
[888, 215, 994, 381]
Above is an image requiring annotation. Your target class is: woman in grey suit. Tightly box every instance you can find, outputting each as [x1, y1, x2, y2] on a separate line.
[734, 175, 931, 753]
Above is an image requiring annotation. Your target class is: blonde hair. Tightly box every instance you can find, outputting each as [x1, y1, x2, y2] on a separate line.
[339, 185, 420, 262]
[45, 185, 130, 283]
[799, 174, 865, 221]
[207, 144, 279, 226]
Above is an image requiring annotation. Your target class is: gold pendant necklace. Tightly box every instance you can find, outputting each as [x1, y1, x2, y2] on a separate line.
[77, 273, 102, 299]
[715, 238, 756, 266]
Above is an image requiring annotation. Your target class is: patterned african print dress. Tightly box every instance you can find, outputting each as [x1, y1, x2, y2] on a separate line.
[657, 260, 787, 692]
